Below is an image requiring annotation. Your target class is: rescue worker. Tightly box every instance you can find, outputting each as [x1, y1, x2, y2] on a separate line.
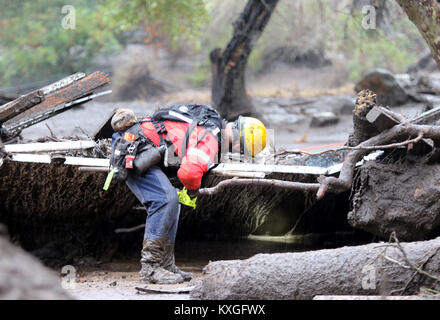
[110, 106, 267, 284]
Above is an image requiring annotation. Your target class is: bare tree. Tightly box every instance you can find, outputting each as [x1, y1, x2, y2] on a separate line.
[210, 0, 279, 120]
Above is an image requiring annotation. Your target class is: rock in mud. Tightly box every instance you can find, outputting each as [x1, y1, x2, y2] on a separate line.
[0, 228, 72, 299]
[349, 160, 440, 241]
[416, 74, 440, 95]
[310, 112, 339, 127]
[355, 69, 409, 107]
[408, 50, 438, 74]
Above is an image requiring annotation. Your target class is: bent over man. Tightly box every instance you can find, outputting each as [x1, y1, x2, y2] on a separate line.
[110, 104, 267, 284]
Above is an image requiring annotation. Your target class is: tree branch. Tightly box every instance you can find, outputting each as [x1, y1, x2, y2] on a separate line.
[317, 123, 440, 199]
[199, 177, 320, 196]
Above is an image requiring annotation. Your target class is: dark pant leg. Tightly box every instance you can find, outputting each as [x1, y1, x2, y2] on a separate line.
[125, 166, 180, 243]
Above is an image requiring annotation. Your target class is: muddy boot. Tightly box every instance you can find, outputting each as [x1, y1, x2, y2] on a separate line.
[139, 239, 184, 284]
[162, 243, 194, 282]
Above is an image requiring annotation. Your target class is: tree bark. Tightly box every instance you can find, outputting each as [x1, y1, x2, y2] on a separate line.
[396, 0, 440, 70]
[191, 237, 440, 300]
[210, 0, 279, 121]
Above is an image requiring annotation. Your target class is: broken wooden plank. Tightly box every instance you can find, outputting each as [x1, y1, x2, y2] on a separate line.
[0, 73, 86, 124]
[367, 104, 440, 128]
[40, 73, 86, 96]
[412, 105, 440, 125]
[4, 141, 96, 153]
[92, 109, 118, 141]
[0, 90, 43, 123]
[2, 71, 111, 137]
[366, 106, 400, 131]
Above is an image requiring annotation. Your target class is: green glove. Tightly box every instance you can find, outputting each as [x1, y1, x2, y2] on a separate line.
[177, 187, 197, 209]
[103, 168, 116, 191]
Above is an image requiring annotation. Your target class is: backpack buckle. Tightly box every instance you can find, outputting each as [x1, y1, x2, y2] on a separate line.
[127, 144, 136, 154]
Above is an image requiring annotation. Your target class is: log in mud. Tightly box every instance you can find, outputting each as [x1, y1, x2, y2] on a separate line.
[190, 235, 440, 300]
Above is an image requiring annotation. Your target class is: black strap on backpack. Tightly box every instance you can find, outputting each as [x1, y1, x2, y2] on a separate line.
[151, 119, 166, 147]
[181, 107, 207, 160]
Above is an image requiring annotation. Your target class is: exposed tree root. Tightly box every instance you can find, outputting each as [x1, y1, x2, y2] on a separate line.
[199, 177, 320, 195]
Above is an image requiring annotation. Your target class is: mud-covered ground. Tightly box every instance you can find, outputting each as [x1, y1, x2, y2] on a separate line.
[64, 241, 281, 300]
[62, 235, 369, 300]
[67, 261, 200, 300]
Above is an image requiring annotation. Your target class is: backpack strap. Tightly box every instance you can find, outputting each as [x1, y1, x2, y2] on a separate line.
[181, 119, 198, 159]
[151, 120, 166, 146]
[181, 107, 209, 159]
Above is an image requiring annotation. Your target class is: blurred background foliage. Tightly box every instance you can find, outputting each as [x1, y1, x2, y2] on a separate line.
[0, 0, 429, 90]
[0, 0, 121, 85]
[0, 0, 208, 87]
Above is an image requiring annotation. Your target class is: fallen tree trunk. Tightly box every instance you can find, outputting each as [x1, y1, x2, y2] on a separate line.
[191, 236, 440, 300]
[347, 89, 382, 147]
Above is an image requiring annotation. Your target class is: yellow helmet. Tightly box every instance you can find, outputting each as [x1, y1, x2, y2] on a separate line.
[233, 116, 267, 156]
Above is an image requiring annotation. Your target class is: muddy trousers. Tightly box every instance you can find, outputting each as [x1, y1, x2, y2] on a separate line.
[126, 165, 180, 243]
[125, 166, 193, 283]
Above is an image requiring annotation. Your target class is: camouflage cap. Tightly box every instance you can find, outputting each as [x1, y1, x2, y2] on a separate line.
[111, 109, 137, 132]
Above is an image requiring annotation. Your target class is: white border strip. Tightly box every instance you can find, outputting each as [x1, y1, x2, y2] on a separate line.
[7, 149, 383, 176]
[11, 153, 109, 167]
[211, 163, 328, 175]
[4, 141, 96, 153]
